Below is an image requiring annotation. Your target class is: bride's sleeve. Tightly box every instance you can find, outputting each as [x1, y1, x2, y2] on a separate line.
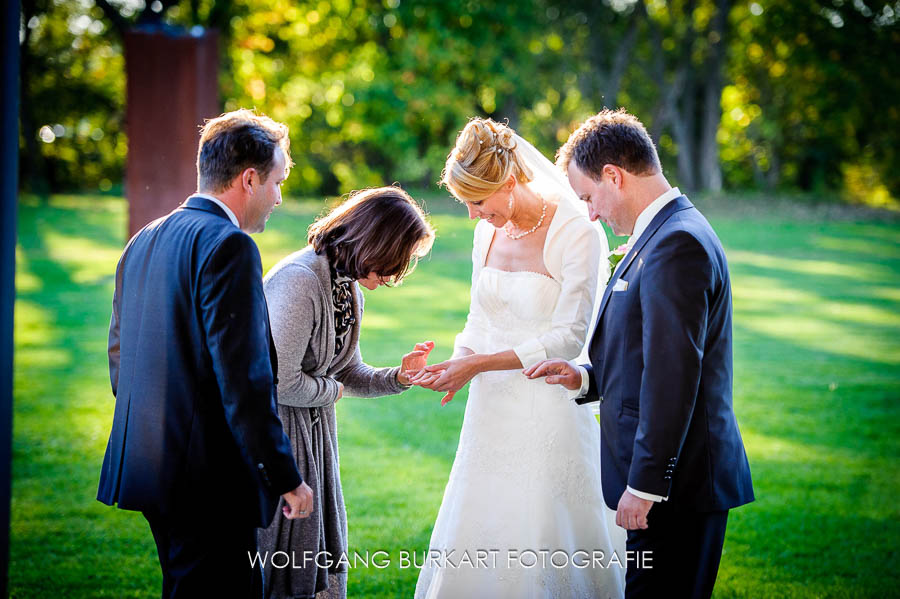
[512, 220, 603, 368]
[453, 222, 491, 355]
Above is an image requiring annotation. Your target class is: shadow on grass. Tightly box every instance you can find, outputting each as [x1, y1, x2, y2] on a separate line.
[13, 198, 160, 597]
[11, 195, 900, 598]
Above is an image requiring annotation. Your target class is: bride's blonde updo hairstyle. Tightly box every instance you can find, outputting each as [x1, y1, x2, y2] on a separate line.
[441, 118, 534, 203]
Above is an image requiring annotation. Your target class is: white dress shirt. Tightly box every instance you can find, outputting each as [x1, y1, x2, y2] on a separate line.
[190, 193, 240, 228]
[571, 187, 681, 503]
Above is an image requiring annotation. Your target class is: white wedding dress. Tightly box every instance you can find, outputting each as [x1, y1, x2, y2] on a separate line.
[414, 262, 626, 598]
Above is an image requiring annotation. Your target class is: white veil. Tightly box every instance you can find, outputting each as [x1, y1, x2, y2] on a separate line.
[513, 134, 610, 365]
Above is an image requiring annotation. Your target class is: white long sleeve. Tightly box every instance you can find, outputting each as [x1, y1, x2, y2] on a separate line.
[512, 219, 602, 367]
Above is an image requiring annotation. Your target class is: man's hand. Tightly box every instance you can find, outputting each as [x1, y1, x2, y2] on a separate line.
[523, 359, 582, 391]
[334, 382, 344, 403]
[615, 489, 653, 530]
[282, 482, 314, 519]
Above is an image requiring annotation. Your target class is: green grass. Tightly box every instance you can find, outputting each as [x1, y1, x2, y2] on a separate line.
[10, 193, 900, 598]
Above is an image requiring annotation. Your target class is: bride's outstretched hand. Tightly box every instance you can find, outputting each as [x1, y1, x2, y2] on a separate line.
[408, 355, 480, 406]
[398, 341, 435, 386]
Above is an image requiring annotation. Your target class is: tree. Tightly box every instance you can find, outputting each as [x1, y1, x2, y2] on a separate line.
[19, 0, 126, 195]
[722, 0, 900, 199]
[18, 0, 900, 201]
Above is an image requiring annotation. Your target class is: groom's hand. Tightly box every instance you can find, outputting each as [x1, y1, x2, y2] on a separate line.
[616, 490, 653, 530]
[282, 482, 314, 519]
[523, 359, 581, 391]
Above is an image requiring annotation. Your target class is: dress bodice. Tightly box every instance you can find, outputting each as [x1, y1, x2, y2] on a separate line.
[471, 267, 561, 350]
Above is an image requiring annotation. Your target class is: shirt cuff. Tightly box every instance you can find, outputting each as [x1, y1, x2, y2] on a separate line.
[626, 485, 667, 502]
[512, 338, 547, 369]
[567, 365, 591, 400]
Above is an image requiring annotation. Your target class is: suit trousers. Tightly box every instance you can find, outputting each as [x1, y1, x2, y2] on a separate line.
[625, 504, 728, 599]
[144, 510, 262, 599]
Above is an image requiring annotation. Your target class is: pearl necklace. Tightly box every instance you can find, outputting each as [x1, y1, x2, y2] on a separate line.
[504, 195, 547, 240]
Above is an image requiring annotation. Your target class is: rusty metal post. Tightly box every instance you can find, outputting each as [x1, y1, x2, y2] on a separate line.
[124, 28, 219, 238]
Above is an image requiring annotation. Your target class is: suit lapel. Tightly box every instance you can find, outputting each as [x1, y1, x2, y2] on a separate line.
[590, 196, 693, 347]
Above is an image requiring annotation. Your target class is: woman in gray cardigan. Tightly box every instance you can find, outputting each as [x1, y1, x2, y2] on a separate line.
[259, 187, 435, 599]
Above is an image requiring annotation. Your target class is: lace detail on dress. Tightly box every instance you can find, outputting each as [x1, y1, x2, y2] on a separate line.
[415, 268, 625, 599]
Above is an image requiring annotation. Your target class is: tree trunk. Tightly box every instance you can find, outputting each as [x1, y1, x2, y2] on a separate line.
[604, 2, 644, 108]
[697, 0, 731, 192]
[646, 0, 697, 189]
[766, 146, 780, 190]
[672, 77, 697, 191]
[581, 3, 610, 106]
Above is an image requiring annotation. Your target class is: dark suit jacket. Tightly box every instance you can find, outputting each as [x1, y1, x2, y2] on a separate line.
[579, 196, 754, 513]
[97, 196, 301, 528]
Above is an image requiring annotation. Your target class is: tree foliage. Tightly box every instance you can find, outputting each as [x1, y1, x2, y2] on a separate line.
[19, 0, 126, 195]
[17, 0, 900, 202]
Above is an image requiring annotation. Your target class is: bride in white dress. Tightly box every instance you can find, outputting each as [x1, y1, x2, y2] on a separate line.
[409, 119, 625, 598]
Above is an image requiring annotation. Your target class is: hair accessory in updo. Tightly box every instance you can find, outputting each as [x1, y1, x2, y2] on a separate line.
[440, 117, 533, 203]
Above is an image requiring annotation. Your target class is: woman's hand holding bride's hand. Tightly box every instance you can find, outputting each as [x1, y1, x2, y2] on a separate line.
[408, 355, 481, 406]
[398, 341, 435, 385]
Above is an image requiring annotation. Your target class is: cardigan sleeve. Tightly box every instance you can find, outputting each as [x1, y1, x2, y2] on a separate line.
[453, 221, 492, 355]
[512, 218, 603, 368]
[264, 264, 342, 408]
[333, 291, 408, 397]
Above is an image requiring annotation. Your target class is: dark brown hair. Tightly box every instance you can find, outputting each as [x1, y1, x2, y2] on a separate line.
[308, 187, 435, 285]
[556, 108, 661, 179]
[197, 109, 294, 192]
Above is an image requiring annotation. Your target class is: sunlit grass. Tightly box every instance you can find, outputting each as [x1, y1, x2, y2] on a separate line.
[10, 193, 900, 598]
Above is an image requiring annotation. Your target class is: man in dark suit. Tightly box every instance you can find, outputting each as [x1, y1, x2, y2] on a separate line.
[526, 109, 754, 599]
[98, 109, 314, 598]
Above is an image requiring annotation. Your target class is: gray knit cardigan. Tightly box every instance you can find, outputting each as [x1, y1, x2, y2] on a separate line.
[258, 246, 408, 599]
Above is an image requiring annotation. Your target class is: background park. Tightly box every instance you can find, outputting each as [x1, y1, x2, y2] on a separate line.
[9, 0, 900, 597]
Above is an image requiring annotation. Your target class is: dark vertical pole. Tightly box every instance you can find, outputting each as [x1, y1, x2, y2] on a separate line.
[1, 1, 21, 596]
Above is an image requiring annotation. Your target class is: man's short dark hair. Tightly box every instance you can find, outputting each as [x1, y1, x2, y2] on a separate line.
[197, 109, 293, 192]
[556, 109, 661, 179]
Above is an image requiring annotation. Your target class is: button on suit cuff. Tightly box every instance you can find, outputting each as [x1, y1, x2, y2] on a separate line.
[627, 485, 667, 502]
[567, 366, 590, 401]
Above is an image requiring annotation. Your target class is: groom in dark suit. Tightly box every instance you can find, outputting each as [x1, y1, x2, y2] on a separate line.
[97, 110, 313, 598]
[527, 109, 754, 599]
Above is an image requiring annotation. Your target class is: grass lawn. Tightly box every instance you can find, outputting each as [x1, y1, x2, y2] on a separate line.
[10, 192, 900, 598]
